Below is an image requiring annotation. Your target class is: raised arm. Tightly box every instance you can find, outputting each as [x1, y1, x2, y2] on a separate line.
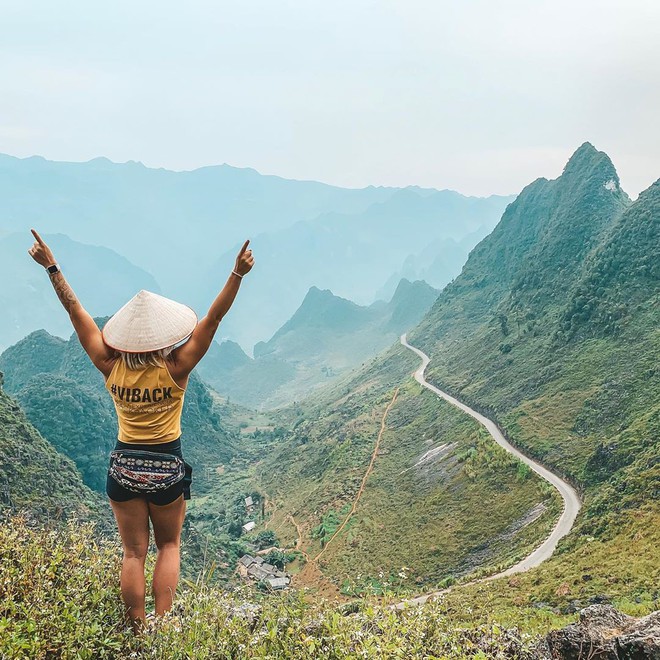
[28, 229, 115, 376]
[172, 239, 254, 376]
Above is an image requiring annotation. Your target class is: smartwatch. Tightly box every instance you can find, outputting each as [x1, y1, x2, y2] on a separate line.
[46, 263, 61, 275]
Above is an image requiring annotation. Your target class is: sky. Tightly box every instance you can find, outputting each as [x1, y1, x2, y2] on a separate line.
[1, 0, 659, 198]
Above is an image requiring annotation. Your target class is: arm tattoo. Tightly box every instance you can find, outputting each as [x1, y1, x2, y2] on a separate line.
[49, 271, 80, 314]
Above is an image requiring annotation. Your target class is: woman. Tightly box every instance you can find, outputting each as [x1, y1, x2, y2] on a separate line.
[27, 228, 254, 633]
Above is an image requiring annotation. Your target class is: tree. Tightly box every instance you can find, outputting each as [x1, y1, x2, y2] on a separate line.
[264, 549, 290, 570]
[255, 530, 278, 550]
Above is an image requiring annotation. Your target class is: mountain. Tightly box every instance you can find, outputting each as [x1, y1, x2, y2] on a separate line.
[222, 143, 659, 608]
[0, 319, 240, 492]
[373, 227, 495, 301]
[559, 178, 660, 341]
[258, 286, 381, 345]
[0, 231, 160, 352]
[418, 142, 630, 345]
[0, 153, 514, 354]
[196, 278, 440, 409]
[396, 142, 659, 618]
[0, 152, 394, 278]
[385, 278, 443, 332]
[197, 188, 514, 351]
[0, 152, 398, 306]
[204, 339, 253, 377]
[0, 369, 106, 523]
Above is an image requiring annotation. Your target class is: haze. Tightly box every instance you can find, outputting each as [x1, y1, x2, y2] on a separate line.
[1, 0, 658, 197]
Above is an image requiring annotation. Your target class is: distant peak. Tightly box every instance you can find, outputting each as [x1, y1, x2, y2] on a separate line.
[564, 142, 601, 168]
[390, 277, 437, 304]
[562, 141, 620, 186]
[390, 277, 412, 296]
[564, 141, 608, 169]
[576, 140, 597, 153]
[304, 285, 332, 299]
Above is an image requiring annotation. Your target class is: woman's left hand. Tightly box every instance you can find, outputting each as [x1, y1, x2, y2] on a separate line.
[234, 239, 254, 277]
[27, 228, 57, 268]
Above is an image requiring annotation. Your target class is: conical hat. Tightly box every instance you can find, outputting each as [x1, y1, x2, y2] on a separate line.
[102, 290, 198, 353]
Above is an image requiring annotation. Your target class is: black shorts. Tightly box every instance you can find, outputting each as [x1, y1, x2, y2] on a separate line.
[106, 437, 193, 506]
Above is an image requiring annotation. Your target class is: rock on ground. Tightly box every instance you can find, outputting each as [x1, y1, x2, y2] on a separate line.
[543, 604, 660, 659]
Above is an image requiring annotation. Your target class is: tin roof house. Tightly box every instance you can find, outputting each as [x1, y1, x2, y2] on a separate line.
[237, 554, 291, 589]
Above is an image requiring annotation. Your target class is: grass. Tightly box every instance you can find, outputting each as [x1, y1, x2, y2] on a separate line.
[0, 514, 562, 659]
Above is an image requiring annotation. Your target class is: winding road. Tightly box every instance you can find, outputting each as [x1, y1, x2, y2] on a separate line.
[397, 333, 582, 607]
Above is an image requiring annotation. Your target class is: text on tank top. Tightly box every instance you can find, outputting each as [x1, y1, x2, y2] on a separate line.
[104, 358, 186, 443]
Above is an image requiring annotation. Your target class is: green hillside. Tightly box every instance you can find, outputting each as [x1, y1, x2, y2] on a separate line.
[409, 142, 658, 501]
[250, 344, 560, 596]
[0, 369, 106, 524]
[403, 144, 660, 603]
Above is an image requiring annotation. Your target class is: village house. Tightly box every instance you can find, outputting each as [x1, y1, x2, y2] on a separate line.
[237, 554, 291, 590]
[245, 495, 254, 513]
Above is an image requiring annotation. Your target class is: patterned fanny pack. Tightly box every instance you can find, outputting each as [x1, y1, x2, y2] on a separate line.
[109, 448, 185, 493]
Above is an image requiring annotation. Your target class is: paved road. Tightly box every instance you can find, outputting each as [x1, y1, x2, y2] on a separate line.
[396, 333, 582, 607]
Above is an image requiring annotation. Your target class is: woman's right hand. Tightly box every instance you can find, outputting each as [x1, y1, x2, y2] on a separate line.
[234, 239, 254, 276]
[28, 228, 57, 268]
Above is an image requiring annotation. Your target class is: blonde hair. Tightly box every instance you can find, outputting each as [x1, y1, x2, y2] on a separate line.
[117, 345, 175, 370]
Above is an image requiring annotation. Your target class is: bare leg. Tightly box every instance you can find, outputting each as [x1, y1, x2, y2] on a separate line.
[149, 494, 186, 615]
[109, 497, 150, 633]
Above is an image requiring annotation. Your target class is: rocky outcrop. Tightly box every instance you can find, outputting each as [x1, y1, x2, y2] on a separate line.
[543, 605, 660, 659]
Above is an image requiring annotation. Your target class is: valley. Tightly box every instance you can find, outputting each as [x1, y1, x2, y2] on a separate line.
[1, 141, 657, 656]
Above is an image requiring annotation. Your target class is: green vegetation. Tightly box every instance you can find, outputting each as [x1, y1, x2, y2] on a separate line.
[311, 504, 352, 547]
[2, 513, 655, 658]
[1, 516, 562, 659]
[254, 529, 279, 549]
[263, 549, 297, 570]
[0, 369, 107, 525]
[438, 503, 659, 630]
[245, 346, 559, 595]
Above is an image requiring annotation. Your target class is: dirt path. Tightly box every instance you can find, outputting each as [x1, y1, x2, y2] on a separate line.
[314, 386, 400, 562]
[287, 514, 309, 560]
[291, 387, 401, 598]
[263, 494, 276, 529]
[395, 333, 582, 608]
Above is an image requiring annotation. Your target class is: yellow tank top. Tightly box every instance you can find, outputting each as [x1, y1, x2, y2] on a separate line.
[104, 358, 186, 443]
